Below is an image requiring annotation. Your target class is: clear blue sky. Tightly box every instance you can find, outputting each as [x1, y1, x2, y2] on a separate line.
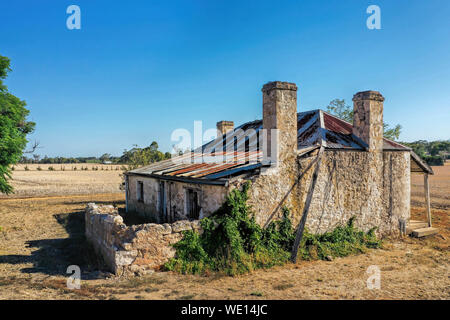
[1, 0, 449, 157]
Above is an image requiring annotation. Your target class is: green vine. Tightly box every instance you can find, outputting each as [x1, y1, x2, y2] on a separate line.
[165, 181, 381, 276]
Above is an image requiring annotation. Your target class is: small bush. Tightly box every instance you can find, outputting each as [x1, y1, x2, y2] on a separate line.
[48, 166, 55, 171]
[24, 166, 29, 171]
[36, 166, 42, 171]
[298, 217, 381, 261]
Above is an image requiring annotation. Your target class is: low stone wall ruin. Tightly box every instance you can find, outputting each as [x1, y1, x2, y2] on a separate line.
[85, 203, 201, 276]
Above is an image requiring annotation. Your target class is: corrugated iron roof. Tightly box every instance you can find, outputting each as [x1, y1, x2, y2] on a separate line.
[127, 109, 423, 182]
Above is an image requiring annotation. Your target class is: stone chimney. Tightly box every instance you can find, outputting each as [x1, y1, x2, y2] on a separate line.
[352, 90, 384, 152]
[216, 120, 234, 136]
[262, 81, 298, 166]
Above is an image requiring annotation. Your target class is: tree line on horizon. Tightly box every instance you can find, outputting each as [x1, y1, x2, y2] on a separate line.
[20, 141, 172, 168]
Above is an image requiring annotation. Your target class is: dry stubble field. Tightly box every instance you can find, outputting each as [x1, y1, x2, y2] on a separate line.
[0, 162, 448, 300]
[0, 164, 124, 199]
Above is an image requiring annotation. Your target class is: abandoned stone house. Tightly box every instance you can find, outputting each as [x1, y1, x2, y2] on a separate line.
[123, 81, 433, 236]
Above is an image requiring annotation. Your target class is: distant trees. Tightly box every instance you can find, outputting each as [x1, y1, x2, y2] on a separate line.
[119, 141, 171, 170]
[0, 55, 35, 194]
[325, 99, 402, 141]
[400, 140, 450, 166]
[20, 141, 172, 169]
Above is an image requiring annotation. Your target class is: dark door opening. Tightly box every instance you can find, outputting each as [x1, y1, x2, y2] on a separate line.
[187, 189, 200, 220]
[159, 181, 167, 222]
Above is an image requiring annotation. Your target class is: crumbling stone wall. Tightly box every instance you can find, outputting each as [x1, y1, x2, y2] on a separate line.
[127, 175, 227, 223]
[85, 203, 201, 275]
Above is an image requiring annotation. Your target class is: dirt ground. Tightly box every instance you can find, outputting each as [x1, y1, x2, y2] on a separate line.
[0, 164, 449, 300]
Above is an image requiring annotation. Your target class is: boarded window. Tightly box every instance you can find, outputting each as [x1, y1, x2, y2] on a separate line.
[186, 189, 200, 220]
[137, 181, 144, 202]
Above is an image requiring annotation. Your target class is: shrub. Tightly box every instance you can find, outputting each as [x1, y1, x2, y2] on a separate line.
[165, 182, 382, 276]
[24, 166, 29, 171]
[298, 217, 381, 261]
[36, 166, 42, 171]
[48, 166, 55, 171]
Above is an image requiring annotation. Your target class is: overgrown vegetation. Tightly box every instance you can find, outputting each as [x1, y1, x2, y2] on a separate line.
[165, 182, 381, 276]
[298, 217, 381, 260]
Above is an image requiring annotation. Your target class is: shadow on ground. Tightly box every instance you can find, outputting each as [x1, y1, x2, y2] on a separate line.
[0, 205, 117, 278]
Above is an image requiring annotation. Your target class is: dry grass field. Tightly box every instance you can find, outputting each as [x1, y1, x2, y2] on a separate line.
[1, 164, 124, 199]
[411, 161, 450, 211]
[0, 162, 448, 300]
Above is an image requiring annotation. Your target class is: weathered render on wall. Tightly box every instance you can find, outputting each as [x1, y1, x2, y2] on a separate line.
[127, 175, 228, 223]
[85, 203, 201, 275]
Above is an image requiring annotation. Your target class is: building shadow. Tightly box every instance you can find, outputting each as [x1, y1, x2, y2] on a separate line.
[0, 209, 108, 278]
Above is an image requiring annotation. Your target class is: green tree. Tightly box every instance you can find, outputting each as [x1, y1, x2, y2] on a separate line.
[99, 153, 111, 163]
[400, 140, 449, 166]
[120, 141, 171, 169]
[0, 55, 35, 194]
[326, 99, 402, 141]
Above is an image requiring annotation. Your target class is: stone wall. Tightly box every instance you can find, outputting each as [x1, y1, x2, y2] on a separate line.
[85, 203, 201, 275]
[245, 150, 411, 236]
[127, 175, 227, 223]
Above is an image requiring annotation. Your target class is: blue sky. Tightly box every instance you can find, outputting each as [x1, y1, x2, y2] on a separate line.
[1, 0, 449, 157]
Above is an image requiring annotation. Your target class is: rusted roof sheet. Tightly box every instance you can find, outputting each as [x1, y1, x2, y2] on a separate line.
[128, 150, 265, 183]
[128, 109, 420, 182]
